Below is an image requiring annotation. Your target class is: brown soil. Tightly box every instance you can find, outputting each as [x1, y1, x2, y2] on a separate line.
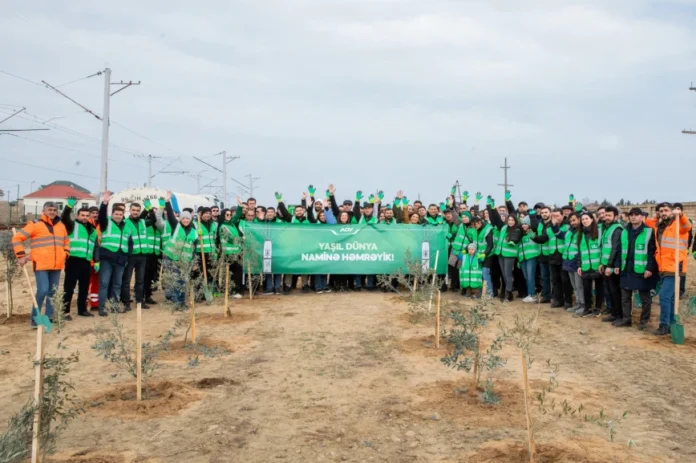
[0, 312, 32, 326]
[1, 276, 695, 462]
[158, 338, 232, 361]
[85, 381, 201, 420]
[196, 311, 260, 325]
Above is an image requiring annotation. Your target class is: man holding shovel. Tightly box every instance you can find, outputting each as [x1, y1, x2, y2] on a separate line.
[654, 203, 691, 336]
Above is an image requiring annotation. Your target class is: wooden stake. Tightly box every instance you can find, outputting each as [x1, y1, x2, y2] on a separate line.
[521, 349, 536, 463]
[675, 217, 681, 318]
[136, 302, 142, 401]
[224, 266, 230, 317]
[435, 290, 441, 348]
[190, 287, 197, 345]
[14, 228, 44, 463]
[5, 262, 11, 318]
[412, 275, 418, 296]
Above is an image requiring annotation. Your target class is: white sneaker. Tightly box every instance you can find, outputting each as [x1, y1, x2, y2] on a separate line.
[324, 289, 332, 294]
[523, 296, 536, 303]
[232, 293, 242, 299]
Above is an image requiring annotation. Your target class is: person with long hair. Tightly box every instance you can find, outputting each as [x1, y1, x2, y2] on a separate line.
[575, 212, 604, 317]
[488, 203, 522, 302]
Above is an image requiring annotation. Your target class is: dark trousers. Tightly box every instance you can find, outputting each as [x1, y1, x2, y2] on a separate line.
[229, 261, 243, 294]
[490, 256, 503, 296]
[621, 288, 651, 324]
[606, 274, 622, 318]
[514, 265, 527, 298]
[121, 254, 147, 306]
[144, 253, 160, 299]
[63, 256, 91, 314]
[550, 262, 572, 305]
[448, 264, 461, 291]
[583, 277, 604, 309]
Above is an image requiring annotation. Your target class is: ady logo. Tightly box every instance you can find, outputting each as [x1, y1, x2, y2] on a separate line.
[330, 227, 361, 236]
[340, 228, 353, 232]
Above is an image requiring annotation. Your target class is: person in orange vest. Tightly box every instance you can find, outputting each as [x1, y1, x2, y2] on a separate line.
[11, 201, 70, 327]
[654, 202, 691, 336]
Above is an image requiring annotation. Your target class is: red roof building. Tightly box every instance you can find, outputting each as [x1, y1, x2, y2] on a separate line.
[22, 181, 97, 216]
[23, 184, 95, 200]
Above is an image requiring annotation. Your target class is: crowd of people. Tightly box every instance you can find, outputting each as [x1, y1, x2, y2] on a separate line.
[11, 184, 693, 337]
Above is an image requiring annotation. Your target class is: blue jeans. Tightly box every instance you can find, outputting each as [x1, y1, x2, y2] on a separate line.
[32, 270, 62, 324]
[162, 257, 186, 304]
[659, 276, 676, 327]
[354, 275, 374, 289]
[520, 258, 537, 297]
[680, 274, 686, 299]
[99, 260, 126, 311]
[314, 274, 328, 291]
[265, 274, 281, 292]
[482, 267, 494, 296]
[539, 262, 551, 300]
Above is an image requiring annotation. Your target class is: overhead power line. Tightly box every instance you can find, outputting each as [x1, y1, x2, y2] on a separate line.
[0, 156, 130, 185]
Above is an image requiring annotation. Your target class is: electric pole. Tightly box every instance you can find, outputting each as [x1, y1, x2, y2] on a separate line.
[497, 157, 513, 198]
[245, 174, 260, 197]
[683, 83, 696, 135]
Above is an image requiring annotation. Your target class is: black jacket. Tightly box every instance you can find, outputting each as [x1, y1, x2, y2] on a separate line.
[574, 227, 602, 279]
[620, 223, 658, 291]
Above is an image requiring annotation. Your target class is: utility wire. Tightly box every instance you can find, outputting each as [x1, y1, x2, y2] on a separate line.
[0, 156, 131, 185]
[56, 71, 103, 88]
[0, 70, 43, 87]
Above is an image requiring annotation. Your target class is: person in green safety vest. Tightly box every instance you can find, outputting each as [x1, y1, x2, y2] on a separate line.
[143, 198, 163, 306]
[351, 192, 381, 291]
[97, 191, 131, 317]
[120, 200, 157, 312]
[575, 212, 604, 318]
[276, 192, 311, 294]
[618, 207, 658, 330]
[218, 207, 245, 299]
[459, 243, 483, 298]
[162, 190, 199, 307]
[197, 206, 218, 296]
[488, 202, 521, 302]
[557, 213, 584, 314]
[599, 206, 624, 324]
[518, 215, 541, 303]
[61, 197, 98, 319]
[468, 216, 495, 297]
[532, 207, 573, 308]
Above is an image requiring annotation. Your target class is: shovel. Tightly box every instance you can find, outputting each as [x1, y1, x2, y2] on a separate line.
[197, 213, 214, 303]
[671, 215, 684, 345]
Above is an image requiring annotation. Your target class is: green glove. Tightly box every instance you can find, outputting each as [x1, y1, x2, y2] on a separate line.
[436, 216, 444, 224]
[439, 202, 446, 212]
[369, 194, 375, 204]
[378, 190, 384, 201]
[477, 252, 486, 261]
[569, 193, 575, 203]
[486, 196, 494, 207]
[33, 313, 53, 334]
[66, 196, 77, 208]
[325, 190, 331, 199]
[158, 198, 166, 209]
[143, 198, 152, 211]
[529, 209, 537, 216]
[402, 197, 409, 207]
[275, 192, 282, 202]
[394, 198, 402, 207]
[356, 190, 363, 201]
[94, 262, 100, 273]
[308, 185, 316, 196]
[475, 192, 482, 203]
[505, 190, 511, 201]
[462, 191, 469, 202]
[693, 251, 696, 260]
[575, 202, 583, 212]
[450, 185, 457, 196]
[197, 227, 203, 237]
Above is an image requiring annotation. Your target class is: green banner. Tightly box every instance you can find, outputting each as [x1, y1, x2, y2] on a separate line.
[243, 223, 448, 275]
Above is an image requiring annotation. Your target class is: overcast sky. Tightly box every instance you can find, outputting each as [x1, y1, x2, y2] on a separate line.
[1, 0, 695, 207]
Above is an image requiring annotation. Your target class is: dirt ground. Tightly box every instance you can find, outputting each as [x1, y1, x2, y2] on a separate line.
[1, 270, 696, 463]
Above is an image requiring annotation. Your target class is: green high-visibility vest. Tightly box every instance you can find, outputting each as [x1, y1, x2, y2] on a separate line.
[452, 224, 471, 255]
[124, 218, 149, 255]
[579, 234, 601, 272]
[518, 234, 541, 262]
[68, 222, 97, 261]
[161, 222, 172, 256]
[491, 227, 501, 256]
[459, 255, 483, 289]
[600, 223, 623, 266]
[467, 224, 492, 256]
[291, 216, 310, 225]
[621, 227, 653, 274]
[163, 223, 198, 262]
[562, 229, 579, 261]
[537, 223, 564, 256]
[101, 219, 129, 254]
[145, 225, 162, 256]
[199, 221, 218, 255]
[494, 225, 519, 258]
[352, 215, 377, 224]
[220, 223, 242, 255]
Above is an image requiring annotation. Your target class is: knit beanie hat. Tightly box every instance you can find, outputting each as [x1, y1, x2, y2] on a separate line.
[521, 216, 531, 226]
[180, 211, 192, 220]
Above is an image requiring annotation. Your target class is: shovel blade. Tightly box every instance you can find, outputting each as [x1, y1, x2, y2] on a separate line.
[671, 316, 685, 345]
